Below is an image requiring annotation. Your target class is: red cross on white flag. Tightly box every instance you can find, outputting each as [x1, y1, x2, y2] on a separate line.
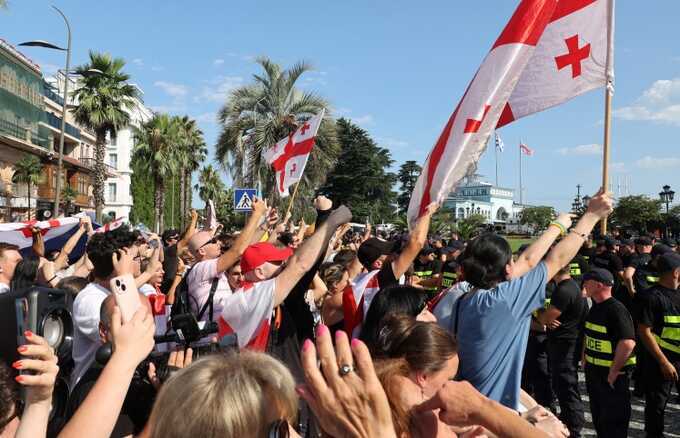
[262, 109, 325, 197]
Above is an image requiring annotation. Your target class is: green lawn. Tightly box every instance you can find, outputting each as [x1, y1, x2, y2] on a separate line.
[503, 236, 535, 253]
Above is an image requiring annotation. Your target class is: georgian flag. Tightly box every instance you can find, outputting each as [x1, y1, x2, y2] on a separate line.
[408, 0, 613, 227]
[262, 110, 325, 197]
[520, 143, 535, 156]
[0, 217, 81, 249]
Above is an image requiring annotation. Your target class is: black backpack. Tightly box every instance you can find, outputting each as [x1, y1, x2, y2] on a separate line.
[170, 268, 219, 322]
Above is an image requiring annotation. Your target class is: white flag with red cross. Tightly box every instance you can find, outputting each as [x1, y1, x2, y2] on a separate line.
[408, 0, 613, 227]
[262, 109, 325, 197]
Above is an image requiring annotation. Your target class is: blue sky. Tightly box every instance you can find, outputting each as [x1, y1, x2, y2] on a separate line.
[3, 0, 679, 212]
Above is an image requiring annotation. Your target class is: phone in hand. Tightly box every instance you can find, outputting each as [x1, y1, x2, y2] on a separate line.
[15, 298, 31, 375]
[110, 274, 141, 323]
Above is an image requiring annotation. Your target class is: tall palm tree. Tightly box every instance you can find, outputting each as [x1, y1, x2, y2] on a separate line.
[72, 51, 140, 222]
[132, 114, 179, 233]
[12, 155, 42, 220]
[215, 57, 339, 209]
[194, 165, 225, 205]
[176, 116, 207, 228]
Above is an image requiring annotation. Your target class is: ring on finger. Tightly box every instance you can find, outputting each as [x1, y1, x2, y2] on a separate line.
[339, 364, 354, 376]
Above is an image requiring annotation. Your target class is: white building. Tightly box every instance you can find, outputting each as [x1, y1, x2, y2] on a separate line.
[103, 87, 152, 219]
[443, 175, 527, 231]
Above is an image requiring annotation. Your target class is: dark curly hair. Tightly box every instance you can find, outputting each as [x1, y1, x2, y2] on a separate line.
[87, 225, 136, 279]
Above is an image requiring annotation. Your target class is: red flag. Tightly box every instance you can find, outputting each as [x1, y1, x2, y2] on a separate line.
[520, 143, 535, 156]
[262, 110, 325, 197]
[407, 0, 559, 228]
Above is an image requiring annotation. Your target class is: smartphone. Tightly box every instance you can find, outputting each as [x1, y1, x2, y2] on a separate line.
[110, 274, 141, 323]
[15, 298, 30, 375]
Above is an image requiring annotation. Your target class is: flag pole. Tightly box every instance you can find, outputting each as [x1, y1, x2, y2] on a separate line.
[600, 0, 615, 235]
[284, 180, 301, 219]
[495, 133, 499, 186]
[519, 138, 523, 205]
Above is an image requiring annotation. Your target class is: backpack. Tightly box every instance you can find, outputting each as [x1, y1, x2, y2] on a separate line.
[170, 268, 219, 322]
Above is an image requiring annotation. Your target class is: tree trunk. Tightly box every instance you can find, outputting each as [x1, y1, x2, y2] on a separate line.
[154, 175, 165, 233]
[184, 170, 192, 223]
[93, 131, 107, 223]
[27, 182, 31, 221]
[179, 171, 186, 230]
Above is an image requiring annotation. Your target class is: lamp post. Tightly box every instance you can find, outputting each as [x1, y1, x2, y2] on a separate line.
[659, 184, 675, 237]
[20, 5, 71, 218]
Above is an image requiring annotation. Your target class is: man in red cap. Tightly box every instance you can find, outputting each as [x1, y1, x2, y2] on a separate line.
[218, 204, 352, 350]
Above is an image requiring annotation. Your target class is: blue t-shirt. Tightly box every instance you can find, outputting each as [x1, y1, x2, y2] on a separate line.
[438, 262, 547, 409]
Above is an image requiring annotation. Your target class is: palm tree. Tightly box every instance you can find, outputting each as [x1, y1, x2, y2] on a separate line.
[72, 51, 140, 222]
[195, 165, 225, 204]
[132, 114, 179, 233]
[61, 185, 77, 215]
[215, 57, 339, 209]
[176, 116, 207, 228]
[12, 155, 42, 220]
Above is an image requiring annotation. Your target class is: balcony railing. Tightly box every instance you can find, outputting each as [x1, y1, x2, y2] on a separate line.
[45, 112, 81, 140]
[0, 117, 50, 149]
[79, 157, 117, 173]
[43, 81, 65, 106]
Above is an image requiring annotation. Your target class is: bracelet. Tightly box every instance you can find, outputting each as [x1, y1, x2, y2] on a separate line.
[548, 221, 566, 236]
[570, 229, 588, 241]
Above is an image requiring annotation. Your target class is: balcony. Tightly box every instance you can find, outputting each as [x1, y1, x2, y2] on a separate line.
[44, 112, 81, 140]
[43, 81, 65, 106]
[0, 116, 51, 149]
[79, 157, 118, 175]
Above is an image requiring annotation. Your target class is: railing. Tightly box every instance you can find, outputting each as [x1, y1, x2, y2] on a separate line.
[0, 117, 27, 139]
[45, 112, 81, 140]
[78, 157, 117, 173]
[43, 81, 65, 106]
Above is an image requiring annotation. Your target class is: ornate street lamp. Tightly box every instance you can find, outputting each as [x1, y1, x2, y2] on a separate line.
[659, 185, 675, 213]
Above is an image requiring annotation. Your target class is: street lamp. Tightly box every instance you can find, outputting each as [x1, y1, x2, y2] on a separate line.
[20, 5, 71, 218]
[659, 184, 675, 213]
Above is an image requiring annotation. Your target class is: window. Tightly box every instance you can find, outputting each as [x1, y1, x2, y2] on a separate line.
[107, 183, 117, 202]
[108, 153, 118, 169]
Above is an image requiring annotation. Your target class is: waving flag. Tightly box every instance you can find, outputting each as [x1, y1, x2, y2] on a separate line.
[520, 143, 535, 156]
[407, 0, 560, 227]
[262, 110, 325, 197]
[0, 217, 81, 249]
[497, 0, 615, 128]
[495, 132, 505, 152]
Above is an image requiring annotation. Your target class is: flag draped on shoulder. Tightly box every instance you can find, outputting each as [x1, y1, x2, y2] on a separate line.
[407, 0, 560, 228]
[262, 109, 325, 197]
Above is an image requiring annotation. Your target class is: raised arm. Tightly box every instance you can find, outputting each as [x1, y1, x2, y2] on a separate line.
[135, 246, 161, 288]
[274, 206, 352, 307]
[391, 203, 439, 279]
[31, 227, 45, 258]
[177, 209, 199, 254]
[215, 198, 267, 274]
[54, 218, 90, 270]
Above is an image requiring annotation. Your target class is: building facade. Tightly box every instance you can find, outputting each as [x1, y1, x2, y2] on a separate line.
[103, 89, 152, 220]
[443, 175, 527, 231]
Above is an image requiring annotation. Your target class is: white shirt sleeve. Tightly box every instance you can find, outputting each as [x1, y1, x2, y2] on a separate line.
[221, 279, 275, 348]
[73, 290, 105, 342]
[189, 259, 218, 283]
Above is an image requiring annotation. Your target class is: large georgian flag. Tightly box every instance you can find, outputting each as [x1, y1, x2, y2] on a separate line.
[262, 110, 325, 197]
[408, 0, 614, 227]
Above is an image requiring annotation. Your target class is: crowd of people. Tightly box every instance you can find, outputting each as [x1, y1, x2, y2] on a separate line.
[0, 188, 679, 438]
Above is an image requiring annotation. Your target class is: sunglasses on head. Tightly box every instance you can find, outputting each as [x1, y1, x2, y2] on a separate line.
[199, 237, 218, 249]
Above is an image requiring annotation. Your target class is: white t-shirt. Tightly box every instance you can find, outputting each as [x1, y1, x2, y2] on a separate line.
[186, 259, 232, 322]
[71, 282, 109, 388]
[219, 279, 275, 350]
[0, 282, 9, 294]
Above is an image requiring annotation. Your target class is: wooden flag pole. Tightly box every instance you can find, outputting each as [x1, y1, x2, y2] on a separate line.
[600, 86, 613, 235]
[284, 180, 301, 219]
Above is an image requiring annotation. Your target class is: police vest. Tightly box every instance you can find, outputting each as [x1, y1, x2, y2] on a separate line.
[654, 313, 680, 357]
[584, 321, 636, 369]
[569, 262, 582, 277]
[440, 271, 458, 289]
[414, 267, 438, 292]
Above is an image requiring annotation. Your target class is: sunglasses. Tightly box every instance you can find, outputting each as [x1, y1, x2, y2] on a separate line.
[199, 237, 218, 249]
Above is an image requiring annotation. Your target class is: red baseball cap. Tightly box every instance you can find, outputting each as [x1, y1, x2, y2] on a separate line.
[240, 242, 294, 274]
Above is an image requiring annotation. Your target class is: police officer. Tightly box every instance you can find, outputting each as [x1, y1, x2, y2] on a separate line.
[536, 265, 587, 437]
[636, 252, 680, 438]
[412, 247, 442, 296]
[439, 241, 465, 290]
[582, 268, 637, 438]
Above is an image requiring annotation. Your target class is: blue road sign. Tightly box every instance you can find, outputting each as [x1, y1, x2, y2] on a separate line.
[234, 188, 258, 212]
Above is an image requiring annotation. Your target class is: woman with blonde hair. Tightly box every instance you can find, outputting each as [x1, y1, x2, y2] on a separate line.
[148, 351, 299, 438]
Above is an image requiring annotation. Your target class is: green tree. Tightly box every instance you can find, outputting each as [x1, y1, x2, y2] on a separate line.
[129, 165, 180, 230]
[396, 160, 421, 213]
[195, 165, 226, 204]
[320, 118, 396, 222]
[520, 206, 555, 232]
[132, 114, 179, 232]
[72, 51, 140, 222]
[12, 155, 42, 220]
[215, 57, 339, 211]
[611, 195, 663, 233]
[61, 185, 77, 215]
[176, 116, 207, 228]
[455, 213, 487, 240]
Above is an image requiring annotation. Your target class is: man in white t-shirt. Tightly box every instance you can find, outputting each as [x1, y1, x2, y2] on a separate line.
[218, 205, 353, 350]
[0, 242, 22, 294]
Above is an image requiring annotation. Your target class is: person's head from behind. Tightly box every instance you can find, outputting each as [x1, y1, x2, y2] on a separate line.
[319, 262, 349, 296]
[0, 242, 22, 286]
[161, 229, 180, 247]
[657, 253, 680, 289]
[460, 233, 513, 289]
[333, 248, 358, 271]
[581, 268, 614, 300]
[0, 362, 20, 437]
[240, 243, 293, 283]
[373, 315, 458, 399]
[9, 256, 41, 292]
[87, 226, 137, 281]
[148, 352, 297, 438]
[418, 248, 435, 263]
[188, 231, 221, 262]
[357, 237, 400, 271]
[360, 285, 435, 349]
[56, 276, 89, 296]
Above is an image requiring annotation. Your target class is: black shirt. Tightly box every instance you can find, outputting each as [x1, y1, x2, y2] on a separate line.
[590, 251, 624, 277]
[161, 243, 179, 294]
[637, 285, 680, 362]
[440, 260, 460, 289]
[548, 278, 588, 341]
[630, 253, 658, 292]
[584, 297, 636, 374]
[412, 259, 442, 277]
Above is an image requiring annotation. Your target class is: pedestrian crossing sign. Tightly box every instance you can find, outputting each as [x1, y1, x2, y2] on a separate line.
[234, 188, 258, 212]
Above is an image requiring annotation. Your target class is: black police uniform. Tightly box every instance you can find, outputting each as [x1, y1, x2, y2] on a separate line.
[522, 290, 555, 410]
[413, 258, 442, 296]
[568, 254, 589, 285]
[546, 278, 588, 437]
[439, 259, 460, 290]
[638, 284, 680, 438]
[584, 297, 636, 438]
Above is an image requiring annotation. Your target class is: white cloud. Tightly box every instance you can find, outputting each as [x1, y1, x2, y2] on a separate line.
[192, 112, 217, 124]
[610, 162, 626, 172]
[614, 78, 680, 125]
[153, 81, 189, 98]
[352, 115, 374, 126]
[333, 107, 352, 116]
[377, 137, 409, 149]
[556, 143, 603, 156]
[148, 104, 186, 114]
[196, 76, 244, 103]
[132, 58, 144, 67]
[213, 59, 225, 66]
[634, 156, 680, 169]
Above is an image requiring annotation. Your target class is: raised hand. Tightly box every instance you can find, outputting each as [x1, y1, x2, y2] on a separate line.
[328, 205, 352, 227]
[112, 249, 135, 276]
[314, 195, 333, 211]
[585, 188, 614, 219]
[251, 196, 268, 216]
[14, 331, 59, 406]
[110, 306, 155, 368]
[554, 213, 574, 231]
